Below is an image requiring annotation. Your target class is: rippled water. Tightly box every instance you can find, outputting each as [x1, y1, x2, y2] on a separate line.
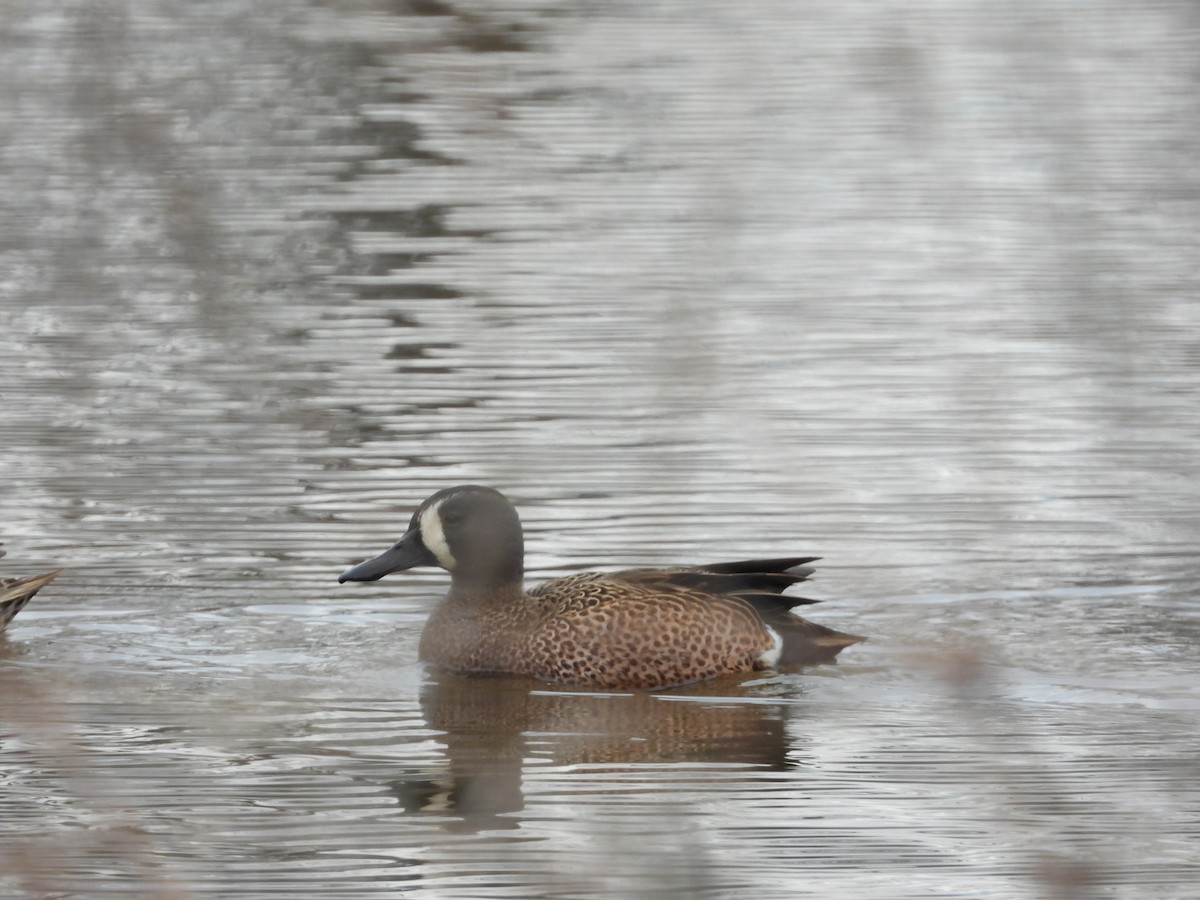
[2, 1, 1199, 897]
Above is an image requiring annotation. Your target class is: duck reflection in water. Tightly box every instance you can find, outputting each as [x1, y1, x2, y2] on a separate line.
[397, 669, 802, 831]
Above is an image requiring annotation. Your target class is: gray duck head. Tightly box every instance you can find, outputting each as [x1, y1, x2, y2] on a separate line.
[339, 485, 524, 588]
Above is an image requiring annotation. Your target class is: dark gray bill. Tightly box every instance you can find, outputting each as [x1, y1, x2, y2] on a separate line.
[338, 529, 434, 582]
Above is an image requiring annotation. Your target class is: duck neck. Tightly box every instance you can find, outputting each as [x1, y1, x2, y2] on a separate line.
[446, 571, 525, 607]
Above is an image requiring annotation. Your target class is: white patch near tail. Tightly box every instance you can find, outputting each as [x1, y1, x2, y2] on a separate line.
[420, 500, 456, 570]
[758, 625, 784, 667]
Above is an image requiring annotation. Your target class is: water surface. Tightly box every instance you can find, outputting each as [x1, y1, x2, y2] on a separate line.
[2, 1, 1198, 897]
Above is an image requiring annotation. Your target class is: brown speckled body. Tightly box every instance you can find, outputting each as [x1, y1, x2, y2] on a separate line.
[342, 485, 864, 690]
[418, 568, 861, 690]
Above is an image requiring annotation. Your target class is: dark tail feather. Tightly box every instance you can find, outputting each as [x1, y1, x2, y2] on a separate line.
[771, 614, 865, 667]
[665, 557, 822, 611]
[699, 557, 820, 576]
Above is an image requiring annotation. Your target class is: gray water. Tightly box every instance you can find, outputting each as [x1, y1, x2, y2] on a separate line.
[2, 1, 1199, 897]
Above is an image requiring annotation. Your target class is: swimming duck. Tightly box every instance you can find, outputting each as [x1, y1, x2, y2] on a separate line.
[0, 550, 60, 632]
[339, 485, 863, 689]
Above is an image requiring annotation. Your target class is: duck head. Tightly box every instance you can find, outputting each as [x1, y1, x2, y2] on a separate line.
[338, 485, 524, 588]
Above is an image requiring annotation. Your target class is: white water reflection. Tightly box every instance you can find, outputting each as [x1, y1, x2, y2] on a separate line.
[2, 0, 1199, 897]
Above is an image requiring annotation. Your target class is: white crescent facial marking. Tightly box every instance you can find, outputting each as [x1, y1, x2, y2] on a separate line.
[758, 625, 783, 668]
[420, 500, 456, 570]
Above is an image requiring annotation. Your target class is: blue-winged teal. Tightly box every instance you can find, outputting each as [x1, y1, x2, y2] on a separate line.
[0, 549, 60, 632]
[339, 485, 863, 689]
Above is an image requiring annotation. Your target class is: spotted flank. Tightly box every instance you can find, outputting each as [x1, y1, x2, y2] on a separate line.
[339, 485, 864, 689]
